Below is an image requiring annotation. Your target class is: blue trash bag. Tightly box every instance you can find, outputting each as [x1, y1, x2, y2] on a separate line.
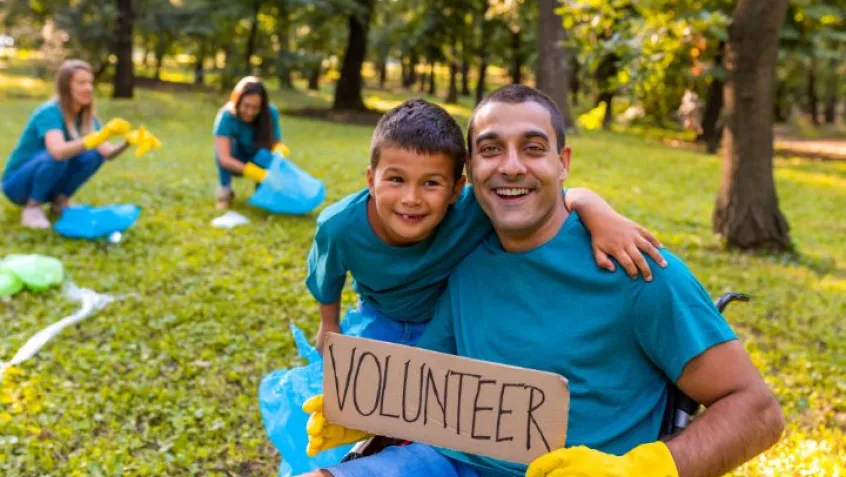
[53, 204, 141, 239]
[259, 308, 416, 477]
[249, 149, 325, 215]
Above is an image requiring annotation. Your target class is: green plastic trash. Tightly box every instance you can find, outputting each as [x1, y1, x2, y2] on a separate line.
[0, 265, 24, 297]
[1, 255, 64, 292]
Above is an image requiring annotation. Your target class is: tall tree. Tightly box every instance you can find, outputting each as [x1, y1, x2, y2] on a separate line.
[333, 0, 375, 110]
[537, 0, 575, 130]
[713, 0, 791, 250]
[244, 0, 263, 75]
[113, 0, 135, 98]
[475, 0, 491, 104]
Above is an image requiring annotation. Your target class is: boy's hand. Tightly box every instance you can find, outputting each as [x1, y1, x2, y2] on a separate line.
[587, 210, 667, 281]
[303, 395, 371, 457]
[316, 321, 342, 354]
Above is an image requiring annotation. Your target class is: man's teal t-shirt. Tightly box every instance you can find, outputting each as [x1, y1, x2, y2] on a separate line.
[305, 186, 493, 323]
[213, 104, 282, 162]
[3, 100, 101, 177]
[416, 211, 737, 477]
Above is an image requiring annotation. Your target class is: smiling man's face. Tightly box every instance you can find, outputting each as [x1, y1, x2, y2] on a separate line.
[468, 100, 571, 245]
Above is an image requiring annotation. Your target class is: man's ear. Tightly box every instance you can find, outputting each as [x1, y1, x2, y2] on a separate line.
[366, 166, 375, 193]
[464, 153, 474, 184]
[450, 175, 467, 204]
[558, 145, 572, 182]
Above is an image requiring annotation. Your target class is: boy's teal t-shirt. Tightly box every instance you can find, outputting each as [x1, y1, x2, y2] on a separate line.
[305, 186, 493, 323]
[3, 100, 100, 177]
[212, 104, 282, 162]
[416, 211, 736, 477]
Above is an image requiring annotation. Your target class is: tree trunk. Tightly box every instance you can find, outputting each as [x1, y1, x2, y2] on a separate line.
[537, 0, 575, 130]
[807, 54, 819, 125]
[774, 79, 789, 122]
[700, 41, 725, 153]
[406, 51, 418, 88]
[378, 59, 388, 89]
[113, 0, 134, 98]
[277, 0, 294, 89]
[194, 41, 206, 85]
[244, 0, 262, 75]
[308, 62, 320, 91]
[418, 60, 427, 93]
[475, 0, 490, 104]
[333, 0, 374, 111]
[594, 54, 619, 129]
[570, 56, 580, 105]
[428, 62, 437, 95]
[446, 35, 459, 103]
[510, 28, 522, 84]
[154, 45, 165, 81]
[713, 0, 791, 250]
[824, 58, 837, 124]
[461, 37, 471, 96]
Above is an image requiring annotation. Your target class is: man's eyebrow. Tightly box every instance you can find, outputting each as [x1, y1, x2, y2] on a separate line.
[524, 129, 550, 142]
[475, 131, 500, 145]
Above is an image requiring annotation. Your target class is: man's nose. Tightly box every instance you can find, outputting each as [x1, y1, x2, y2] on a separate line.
[498, 146, 526, 177]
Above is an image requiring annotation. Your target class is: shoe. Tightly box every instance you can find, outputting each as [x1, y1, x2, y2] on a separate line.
[21, 205, 51, 230]
[216, 187, 234, 210]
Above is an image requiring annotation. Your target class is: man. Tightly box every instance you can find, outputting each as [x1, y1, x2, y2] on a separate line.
[301, 85, 784, 477]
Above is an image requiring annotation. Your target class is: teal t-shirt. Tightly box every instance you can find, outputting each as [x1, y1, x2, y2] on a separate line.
[3, 100, 100, 177]
[212, 104, 282, 162]
[305, 186, 493, 323]
[417, 211, 737, 477]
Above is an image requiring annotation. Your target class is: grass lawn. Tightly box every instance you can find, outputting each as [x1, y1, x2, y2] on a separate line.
[1, 72, 844, 476]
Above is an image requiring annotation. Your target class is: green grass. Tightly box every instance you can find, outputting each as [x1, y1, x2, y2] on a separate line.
[1, 72, 844, 476]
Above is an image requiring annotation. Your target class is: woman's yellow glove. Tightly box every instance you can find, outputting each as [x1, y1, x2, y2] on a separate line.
[272, 143, 290, 157]
[242, 162, 268, 183]
[303, 394, 371, 457]
[124, 127, 163, 157]
[525, 442, 678, 477]
[82, 118, 131, 149]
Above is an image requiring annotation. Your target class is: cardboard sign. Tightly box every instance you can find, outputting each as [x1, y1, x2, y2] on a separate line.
[323, 333, 569, 464]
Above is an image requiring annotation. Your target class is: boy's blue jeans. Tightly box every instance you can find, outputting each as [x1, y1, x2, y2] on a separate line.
[2, 149, 104, 205]
[324, 443, 483, 477]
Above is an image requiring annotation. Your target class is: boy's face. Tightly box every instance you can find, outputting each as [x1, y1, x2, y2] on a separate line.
[467, 101, 570, 239]
[367, 146, 465, 246]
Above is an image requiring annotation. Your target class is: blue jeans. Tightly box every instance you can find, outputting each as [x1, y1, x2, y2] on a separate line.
[216, 149, 273, 187]
[2, 149, 104, 205]
[325, 443, 482, 477]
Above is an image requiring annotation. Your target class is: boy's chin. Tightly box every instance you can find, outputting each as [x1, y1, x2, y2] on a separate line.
[386, 224, 433, 245]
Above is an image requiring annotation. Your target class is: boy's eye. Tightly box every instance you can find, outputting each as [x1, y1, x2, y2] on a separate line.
[423, 180, 442, 187]
[387, 176, 404, 183]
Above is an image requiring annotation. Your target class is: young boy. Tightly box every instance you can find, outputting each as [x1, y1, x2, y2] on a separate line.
[306, 99, 665, 352]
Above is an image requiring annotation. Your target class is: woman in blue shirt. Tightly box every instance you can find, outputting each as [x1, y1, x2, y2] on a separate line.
[2, 59, 132, 229]
[213, 76, 287, 209]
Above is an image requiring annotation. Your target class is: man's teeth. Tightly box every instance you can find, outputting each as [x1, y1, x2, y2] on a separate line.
[495, 188, 530, 197]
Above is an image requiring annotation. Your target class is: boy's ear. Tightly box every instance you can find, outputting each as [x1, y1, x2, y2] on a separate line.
[366, 166, 375, 193]
[450, 175, 467, 204]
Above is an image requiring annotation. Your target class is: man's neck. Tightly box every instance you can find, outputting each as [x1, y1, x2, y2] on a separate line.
[497, 197, 569, 253]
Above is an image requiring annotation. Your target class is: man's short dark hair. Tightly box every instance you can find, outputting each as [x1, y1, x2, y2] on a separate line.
[467, 85, 567, 155]
[371, 99, 466, 181]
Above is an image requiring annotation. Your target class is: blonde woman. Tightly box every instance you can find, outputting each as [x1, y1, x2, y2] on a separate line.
[214, 76, 288, 209]
[2, 59, 131, 229]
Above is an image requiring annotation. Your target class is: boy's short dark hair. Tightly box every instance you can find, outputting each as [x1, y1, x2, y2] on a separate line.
[467, 85, 567, 155]
[370, 99, 466, 181]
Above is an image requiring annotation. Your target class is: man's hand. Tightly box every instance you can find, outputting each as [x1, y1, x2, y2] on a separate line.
[316, 321, 341, 355]
[525, 442, 678, 477]
[82, 118, 131, 150]
[303, 395, 371, 457]
[586, 210, 667, 281]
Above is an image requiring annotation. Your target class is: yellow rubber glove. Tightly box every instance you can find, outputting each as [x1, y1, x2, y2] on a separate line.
[272, 143, 290, 157]
[124, 127, 163, 157]
[82, 118, 131, 149]
[242, 162, 268, 183]
[525, 442, 678, 477]
[303, 394, 371, 457]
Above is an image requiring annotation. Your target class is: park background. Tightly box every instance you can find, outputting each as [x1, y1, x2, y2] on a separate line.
[1, 0, 844, 475]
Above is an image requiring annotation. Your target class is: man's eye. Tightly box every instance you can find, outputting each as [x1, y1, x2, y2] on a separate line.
[480, 145, 499, 154]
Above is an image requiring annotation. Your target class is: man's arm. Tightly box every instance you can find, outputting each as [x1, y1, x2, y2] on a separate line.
[668, 341, 785, 477]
